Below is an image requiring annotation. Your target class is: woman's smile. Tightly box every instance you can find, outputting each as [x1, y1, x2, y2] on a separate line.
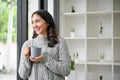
[35, 27, 41, 33]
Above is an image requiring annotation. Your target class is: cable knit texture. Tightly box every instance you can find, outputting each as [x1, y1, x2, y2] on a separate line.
[18, 36, 71, 80]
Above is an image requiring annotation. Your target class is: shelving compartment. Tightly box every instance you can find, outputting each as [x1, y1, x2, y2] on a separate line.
[60, 15, 85, 38]
[60, 0, 86, 13]
[113, 0, 120, 11]
[114, 65, 120, 80]
[87, 65, 112, 80]
[114, 39, 120, 64]
[87, 0, 112, 12]
[66, 39, 86, 63]
[87, 14, 112, 37]
[113, 13, 120, 37]
[87, 39, 112, 63]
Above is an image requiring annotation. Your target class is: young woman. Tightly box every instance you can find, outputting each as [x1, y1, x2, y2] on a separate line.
[18, 10, 70, 80]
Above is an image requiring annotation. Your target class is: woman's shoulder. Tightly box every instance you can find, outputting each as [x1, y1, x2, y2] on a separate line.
[58, 37, 67, 45]
[58, 37, 65, 42]
[57, 37, 68, 51]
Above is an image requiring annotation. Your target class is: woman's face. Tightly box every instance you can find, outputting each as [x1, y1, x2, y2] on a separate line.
[32, 14, 48, 35]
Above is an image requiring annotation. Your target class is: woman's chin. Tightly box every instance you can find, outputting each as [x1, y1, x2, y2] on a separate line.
[36, 31, 43, 35]
[36, 31, 40, 34]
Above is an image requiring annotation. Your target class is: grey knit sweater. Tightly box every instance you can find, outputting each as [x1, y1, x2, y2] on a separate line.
[18, 36, 71, 80]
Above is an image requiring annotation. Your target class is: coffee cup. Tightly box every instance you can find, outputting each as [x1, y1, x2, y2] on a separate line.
[30, 46, 41, 58]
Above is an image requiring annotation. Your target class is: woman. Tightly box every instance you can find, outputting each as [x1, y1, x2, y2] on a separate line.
[18, 10, 70, 80]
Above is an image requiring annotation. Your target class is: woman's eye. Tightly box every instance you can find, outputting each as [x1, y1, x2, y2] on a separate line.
[35, 19, 40, 22]
[31, 19, 40, 24]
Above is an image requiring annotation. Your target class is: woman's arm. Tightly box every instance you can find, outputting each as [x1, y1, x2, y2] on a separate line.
[18, 41, 32, 79]
[44, 38, 71, 76]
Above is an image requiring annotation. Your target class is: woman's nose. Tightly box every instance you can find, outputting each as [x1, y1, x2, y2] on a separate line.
[32, 23, 37, 28]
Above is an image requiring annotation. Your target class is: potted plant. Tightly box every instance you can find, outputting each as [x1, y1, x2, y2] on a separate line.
[99, 22, 103, 37]
[67, 56, 75, 80]
[71, 59, 75, 70]
[71, 6, 75, 13]
[100, 75, 103, 80]
[74, 52, 79, 63]
[100, 51, 105, 62]
[70, 28, 75, 38]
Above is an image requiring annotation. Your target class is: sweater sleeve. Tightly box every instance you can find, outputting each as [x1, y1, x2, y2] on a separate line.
[18, 41, 32, 79]
[44, 38, 71, 76]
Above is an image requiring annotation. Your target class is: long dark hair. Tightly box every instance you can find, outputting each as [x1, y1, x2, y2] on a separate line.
[31, 10, 59, 47]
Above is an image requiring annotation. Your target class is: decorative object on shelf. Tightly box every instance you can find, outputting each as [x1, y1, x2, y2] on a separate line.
[70, 28, 75, 38]
[67, 67, 75, 80]
[71, 59, 75, 70]
[71, 6, 75, 13]
[100, 75, 103, 80]
[100, 51, 105, 62]
[67, 56, 75, 80]
[1, 65, 11, 74]
[99, 21, 103, 37]
[74, 52, 79, 63]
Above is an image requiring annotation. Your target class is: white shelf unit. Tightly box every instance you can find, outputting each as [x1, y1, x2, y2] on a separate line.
[59, 0, 120, 80]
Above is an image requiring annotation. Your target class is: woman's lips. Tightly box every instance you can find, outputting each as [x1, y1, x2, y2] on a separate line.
[35, 27, 41, 33]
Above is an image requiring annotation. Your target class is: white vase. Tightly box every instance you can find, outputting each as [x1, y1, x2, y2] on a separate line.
[99, 33, 102, 37]
[67, 70, 75, 80]
[65, 76, 68, 80]
[100, 59, 104, 62]
[70, 32, 75, 38]
[75, 58, 79, 64]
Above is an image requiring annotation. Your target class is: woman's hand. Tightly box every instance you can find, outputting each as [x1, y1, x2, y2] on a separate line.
[30, 54, 45, 62]
[24, 47, 30, 59]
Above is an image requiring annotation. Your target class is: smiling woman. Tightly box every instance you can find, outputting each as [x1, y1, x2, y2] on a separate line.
[18, 10, 70, 80]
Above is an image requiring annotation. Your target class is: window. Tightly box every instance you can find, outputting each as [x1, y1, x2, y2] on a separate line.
[0, 0, 17, 80]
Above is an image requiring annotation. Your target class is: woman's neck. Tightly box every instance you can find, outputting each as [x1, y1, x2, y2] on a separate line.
[38, 33, 47, 38]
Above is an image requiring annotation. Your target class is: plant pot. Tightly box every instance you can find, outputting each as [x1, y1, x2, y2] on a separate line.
[75, 58, 79, 63]
[100, 59, 104, 62]
[99, 34, 102, 37]
[70, 32, 75, 38]
[67, 70, 75, 80]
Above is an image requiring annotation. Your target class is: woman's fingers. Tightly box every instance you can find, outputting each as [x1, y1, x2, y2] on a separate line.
[24, 47, 30, 58]
[29, 55, 45, 62]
